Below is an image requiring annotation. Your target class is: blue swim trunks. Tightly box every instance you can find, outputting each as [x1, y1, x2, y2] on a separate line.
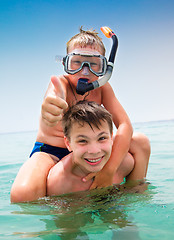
[30, 142, 70, 160]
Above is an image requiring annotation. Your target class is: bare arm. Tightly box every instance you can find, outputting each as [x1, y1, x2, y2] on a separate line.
[84, 83, 133, 188]
[102, 83, 133, 174]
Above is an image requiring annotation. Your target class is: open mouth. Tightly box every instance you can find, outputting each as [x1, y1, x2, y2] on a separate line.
[84, 156, 104, 166]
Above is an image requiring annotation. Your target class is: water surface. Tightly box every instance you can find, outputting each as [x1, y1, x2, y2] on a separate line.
[0, 120, 174, 239]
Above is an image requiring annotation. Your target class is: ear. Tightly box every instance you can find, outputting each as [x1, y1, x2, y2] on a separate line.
[64, 136, 72, 152]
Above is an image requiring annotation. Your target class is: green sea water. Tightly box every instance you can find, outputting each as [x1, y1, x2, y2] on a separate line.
[0, 120, 174, 239]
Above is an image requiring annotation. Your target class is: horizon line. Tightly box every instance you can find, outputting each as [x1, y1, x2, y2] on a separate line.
[0, 118, 174, 135]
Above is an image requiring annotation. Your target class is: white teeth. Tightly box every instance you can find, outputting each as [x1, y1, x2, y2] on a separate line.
[85, 157, 102, 163]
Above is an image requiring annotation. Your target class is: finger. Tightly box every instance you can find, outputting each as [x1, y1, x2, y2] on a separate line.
[42, 108, 63, 122]
[89, 181, 99, 190]
[82, 173, 96, 182]
[51, 76, 65, 100]
[44, 95, 68, 112]
[42, 112, 63, 127]
[42, 97, 63, 115]
[90, 184, 106, 190]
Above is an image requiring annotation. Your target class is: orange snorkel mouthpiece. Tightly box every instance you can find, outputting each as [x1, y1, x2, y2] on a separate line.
[100, 26, 115, 38]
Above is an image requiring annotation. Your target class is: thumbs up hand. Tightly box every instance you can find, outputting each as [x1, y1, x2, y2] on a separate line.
[41, 76, 68, 127]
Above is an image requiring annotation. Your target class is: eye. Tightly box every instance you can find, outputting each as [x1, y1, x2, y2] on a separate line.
[90, 62, 97, 66]
[72, 60, 81, 65]
[77, 139, 88, 144]
[98, 136, 107, 141]
[90, 62, 100, 71]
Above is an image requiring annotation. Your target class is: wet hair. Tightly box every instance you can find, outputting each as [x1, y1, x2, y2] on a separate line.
[62, 100, 113, 139]
[66, 26, 106, 56]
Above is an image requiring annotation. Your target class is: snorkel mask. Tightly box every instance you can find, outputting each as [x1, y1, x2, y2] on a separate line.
[63, 26, 118, 95]
[63, 53, 107, 77]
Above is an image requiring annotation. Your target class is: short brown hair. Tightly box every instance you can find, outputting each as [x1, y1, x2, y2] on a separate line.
[66, 27, 106, 56]
[62, 100, 113, 139]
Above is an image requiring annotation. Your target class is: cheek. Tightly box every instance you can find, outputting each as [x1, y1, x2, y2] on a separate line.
[70, 70, 99, 82]
[102, 141, 113, 153]
[69, 75, 78, 86]
[72, 144, 87, 156]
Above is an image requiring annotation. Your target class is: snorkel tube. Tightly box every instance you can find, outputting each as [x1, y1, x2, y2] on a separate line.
[76, 26, 118, 95]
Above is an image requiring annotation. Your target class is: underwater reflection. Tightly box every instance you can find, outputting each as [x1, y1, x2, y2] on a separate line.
[12, 182, 150, 239]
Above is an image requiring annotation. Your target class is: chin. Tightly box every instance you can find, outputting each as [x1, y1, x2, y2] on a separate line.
[87, 166, 103, 173]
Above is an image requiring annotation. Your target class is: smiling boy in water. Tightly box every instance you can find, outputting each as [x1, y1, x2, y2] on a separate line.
[11, 27, 150, 202]
[47, 101, 134, 196]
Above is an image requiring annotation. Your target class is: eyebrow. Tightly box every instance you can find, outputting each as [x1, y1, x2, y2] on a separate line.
[76, 131, 109, 139]
[76, 135, 88, 139]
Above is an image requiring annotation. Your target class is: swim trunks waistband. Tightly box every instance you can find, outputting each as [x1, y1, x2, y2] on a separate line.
[30, 142, 70, 160]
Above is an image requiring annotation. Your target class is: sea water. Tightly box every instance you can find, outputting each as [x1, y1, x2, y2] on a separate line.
[0, 120, 174, 240]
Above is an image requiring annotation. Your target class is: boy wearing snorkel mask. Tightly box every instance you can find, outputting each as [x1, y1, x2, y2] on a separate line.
[11, 27, 150, 203]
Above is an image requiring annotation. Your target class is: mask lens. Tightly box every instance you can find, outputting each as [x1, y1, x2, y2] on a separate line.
[66, 54, 106, 76]
[87, 56, 103, 73]
[68, 55, 82, 71]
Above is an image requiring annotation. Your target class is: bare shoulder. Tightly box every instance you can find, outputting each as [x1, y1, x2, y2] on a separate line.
[101, 82, 119, 107]
[101, 83, 131, 125]
[47, 159, 72, 196]
[101, 82, 115, 95]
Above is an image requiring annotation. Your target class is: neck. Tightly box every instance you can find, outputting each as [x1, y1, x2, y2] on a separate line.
[64, 75, 90, 102]
[71, 163, 90, 178]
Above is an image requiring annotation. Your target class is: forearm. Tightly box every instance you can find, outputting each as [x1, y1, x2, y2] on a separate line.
[103, 123, 133, 174]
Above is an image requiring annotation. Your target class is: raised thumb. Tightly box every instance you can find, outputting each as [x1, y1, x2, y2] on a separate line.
[51, 76, 65, 100]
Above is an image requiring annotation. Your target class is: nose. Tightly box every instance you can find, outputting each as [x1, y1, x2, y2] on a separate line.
[87, 142, 101, 154]
[81, 66, 90, 76]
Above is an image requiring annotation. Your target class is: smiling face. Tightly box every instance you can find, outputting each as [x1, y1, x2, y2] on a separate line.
[64, 120, 113, 175]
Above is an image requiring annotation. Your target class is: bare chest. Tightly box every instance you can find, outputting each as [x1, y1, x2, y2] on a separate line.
[66, 84, 102, 105]
[68, 177, 93, 193]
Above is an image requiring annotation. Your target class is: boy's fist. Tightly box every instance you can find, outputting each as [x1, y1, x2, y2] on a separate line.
[41, 76, 68, 126]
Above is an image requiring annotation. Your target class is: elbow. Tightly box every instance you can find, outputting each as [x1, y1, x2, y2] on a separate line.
[122, 120, 133, 139]
[10, 185, 28, 203]
[10, 184, 43, 203]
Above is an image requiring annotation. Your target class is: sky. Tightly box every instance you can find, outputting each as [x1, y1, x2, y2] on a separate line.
[0, 0, 174, 133]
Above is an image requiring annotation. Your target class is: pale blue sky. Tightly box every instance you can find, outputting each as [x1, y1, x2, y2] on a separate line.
[0, 0, 174, 133]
